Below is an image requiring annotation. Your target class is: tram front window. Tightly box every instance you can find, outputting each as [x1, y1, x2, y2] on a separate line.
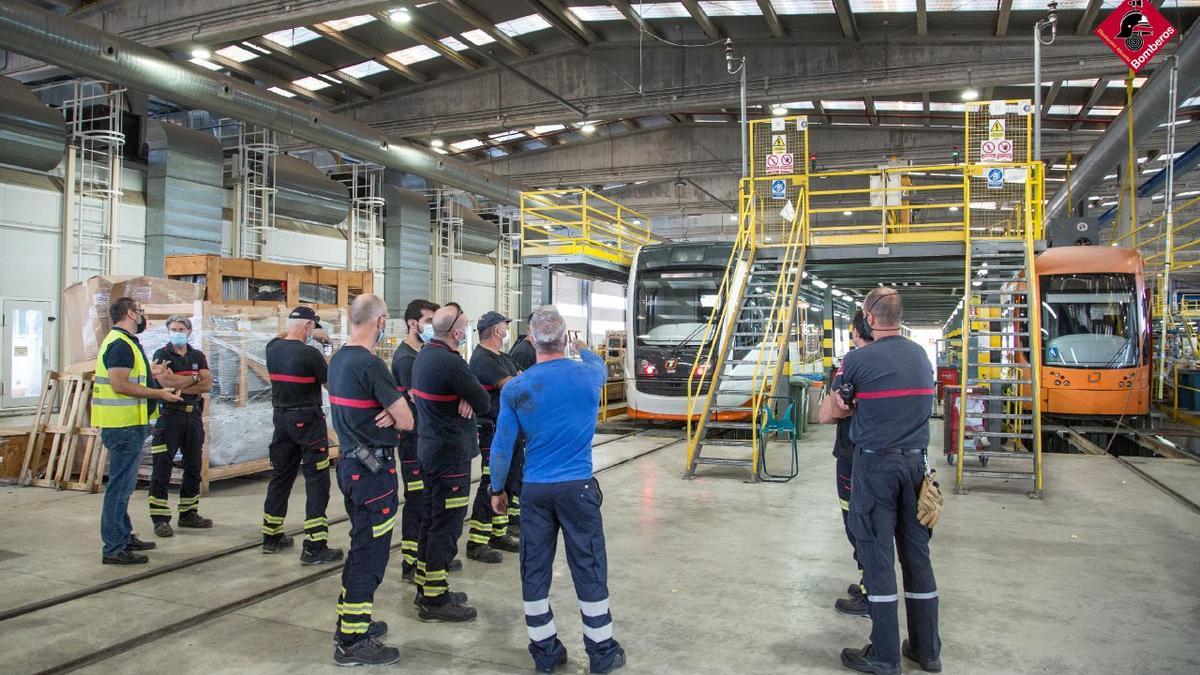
[1041, 273, 1138, 368]
[635, 271, 719, 347]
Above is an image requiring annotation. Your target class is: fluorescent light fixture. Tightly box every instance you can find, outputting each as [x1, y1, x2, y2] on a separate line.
[730, 214, 738, 221]
[189, 58, 223, 71]
[580, 121, 597, 135]
[387, 7, 411, 23]
[190, 47, 212, 59]
[430, 138, 445, 148]
[961, 88, 980, 101]
[772, 104, 788, 116]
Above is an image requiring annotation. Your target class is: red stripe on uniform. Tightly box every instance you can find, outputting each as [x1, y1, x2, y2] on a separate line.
[270, 373, 318, 384]
[329, 395, 380, 408]
[174, 370, 198, 376]
[410, 389, 459, 402]
[396, 385, 407, 392]
[481, 384, 498, 391]
[856, 388, 936, 400]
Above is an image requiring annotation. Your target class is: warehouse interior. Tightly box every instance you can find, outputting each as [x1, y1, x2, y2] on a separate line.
[1, 1, 1199, 673]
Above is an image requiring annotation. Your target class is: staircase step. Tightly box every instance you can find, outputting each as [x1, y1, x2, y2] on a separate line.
[975, 450, 1037, 459]
[975, 413, 1035, 420]
[967, 379, 1033, 385]
[968, 395, 1034, 401]
[694, 457, 753, 467]
[700, 439, 755, 447]
[709, 405, 755, 412]
[959, 469, 1035, 480]
[965, 431, 1035, 440]
[705, 421, 755, 430]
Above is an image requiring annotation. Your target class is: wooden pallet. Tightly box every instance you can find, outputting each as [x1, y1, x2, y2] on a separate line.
[19, 371, 106, 492]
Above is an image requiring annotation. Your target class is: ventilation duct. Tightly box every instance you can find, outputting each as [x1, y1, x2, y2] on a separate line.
[460, 209, 501, 256]
[274, 155, 351, 226]
[383, 185, 433, 308]
[0, 75, 67, 172]
[143, 118, 224, 276]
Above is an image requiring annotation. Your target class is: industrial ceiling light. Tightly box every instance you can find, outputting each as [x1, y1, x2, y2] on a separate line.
[961, 88, 980, 101]
[430, 138, 444, 148]
[388, 7, 412, 23]
[772, 103, 788, 116]
[842, 210, 852, 216]
[580, 121, 597, 135]
[730, 214, 738, 221]
[949, 206, 960, 212]
[190, 47, 212, 59]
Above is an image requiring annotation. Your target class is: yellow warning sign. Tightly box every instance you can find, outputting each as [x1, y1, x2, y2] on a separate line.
[771, 134, 787, 154]
[988, 119, 1006, 140]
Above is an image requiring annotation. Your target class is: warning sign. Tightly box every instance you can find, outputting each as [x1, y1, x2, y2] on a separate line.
[988, 119, 1006, 140]
[1094, 0, 1176, 73]
[765, 153, 794, 175]
[980, 139, 1013, 163]
[771, 134, 787, 154]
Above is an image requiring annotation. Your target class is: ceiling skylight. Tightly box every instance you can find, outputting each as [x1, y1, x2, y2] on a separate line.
[267, 86, 296, 98]
[262, 26, 321, 47]
[389, 45, 441, 65]
[340, 60, 388, 79]
[451, 138, 485, 151]
[293, 76, 332, 91]
[214, 45, 259, 63]
[323, 15, 376, 32]
[496, 14, 553, 37]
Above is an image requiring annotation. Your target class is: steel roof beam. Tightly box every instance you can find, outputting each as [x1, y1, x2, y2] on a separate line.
[681, 0, 722, 40]
[246, 37, 382, 98]
[208, 53, 337, 106]
[373, 12, 479, 71]
[438, 0, 531, 57]
[916, 0, 928, 37]
[1070, 77, 1110, 132]
[609, 0, 662, 39]
[522, 0, 598, 46]
[756, 0, 786, 38]
[310, 22, 429, 83]
[995, 0, 1014, 37]
[832, 0, 859, 41]
[1076, 0, 1104, 36]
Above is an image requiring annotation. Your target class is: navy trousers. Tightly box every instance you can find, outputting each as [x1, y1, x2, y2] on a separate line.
[520, 478, 623, 672]
[335, 450, 398, 644]
[847, 449, 941, 667]
[397, 432, 424, 572]
[416, 458, 470, 605]
[835, 455, 864, 592]
[148, 408, 204, 522]
[263, 407, 332, 550]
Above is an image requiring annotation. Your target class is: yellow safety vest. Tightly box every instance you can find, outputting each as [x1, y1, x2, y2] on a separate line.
[92, 329, 158, 428]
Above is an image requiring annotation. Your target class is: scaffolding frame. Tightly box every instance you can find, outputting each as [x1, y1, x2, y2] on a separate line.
[322, 163, 385, 273]
[64, 81, 125, 283]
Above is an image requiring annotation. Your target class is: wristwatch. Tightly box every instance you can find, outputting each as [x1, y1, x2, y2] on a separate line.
[192, 374, 200, 384]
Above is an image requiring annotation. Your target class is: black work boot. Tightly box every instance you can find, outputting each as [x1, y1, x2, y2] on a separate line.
[590, 647, 626, 674]
[903, 639, 943, 673]
[301, 546, 344, 566]
[413, 588, 468, 607]
[154, 521, 174, 538]
[333, 637, 400, 667]
[490, 534, 520, 552]
[102, 549, 148, 565]
[536, 648, 569, 674]
[840, 645, 900, 675]
[262, 533, 294, 554]
[847, 583, 865, 600]
[400, 565, 416, 585]
[417, 600, 478, 623]
[366, 620, 388, 640]
[178, 512, 213, 529]
[466, 542, 502, 563]
[448, 558, 463, 572]
[126, 534, 156, 551]
[835, 594, 869, 617]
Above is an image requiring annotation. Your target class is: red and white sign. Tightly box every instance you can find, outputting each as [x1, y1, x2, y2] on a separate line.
[1094, 0, 1176, 73]
[765, 153, 794, 175]
[980, 139, 1013, 163]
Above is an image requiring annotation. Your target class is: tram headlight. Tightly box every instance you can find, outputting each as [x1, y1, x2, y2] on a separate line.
[639, 359, 659, 377]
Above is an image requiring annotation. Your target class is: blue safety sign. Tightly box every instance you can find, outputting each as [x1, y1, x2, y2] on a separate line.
[987, 168, 1004, 190]
[770, 179, 787, 199]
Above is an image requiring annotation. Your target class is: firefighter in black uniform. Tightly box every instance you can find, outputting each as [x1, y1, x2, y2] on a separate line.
[820, 288, 942, 675]
[509, 312, 536, 371]
[148, 315, 213, 537]
[411, 304, 491, 622]
[390, 298, 439, 583]
[262, 306, 342, 565]
[465, 311, 521, 562]
[328, 294, 414, 666]
[832, 310, 873, 616]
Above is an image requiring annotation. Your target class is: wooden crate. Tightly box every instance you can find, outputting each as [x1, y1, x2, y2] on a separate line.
[165, 255, 373, 309]
[0, 430, 30, 481]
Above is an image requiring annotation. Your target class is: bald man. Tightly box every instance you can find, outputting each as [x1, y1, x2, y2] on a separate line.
[410, 304, 490, 623]
[328, 294, 415, 666]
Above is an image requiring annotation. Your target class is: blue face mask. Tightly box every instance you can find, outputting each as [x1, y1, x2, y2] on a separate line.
[169, 332, 189, 347]
[419, 323, 435, 343]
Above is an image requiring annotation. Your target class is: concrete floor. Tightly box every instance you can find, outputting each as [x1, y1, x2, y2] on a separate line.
[1, 423, 1198, 674]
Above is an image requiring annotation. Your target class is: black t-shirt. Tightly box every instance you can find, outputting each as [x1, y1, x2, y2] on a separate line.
[151, 344, 210, 405]
[830, 363, 854, 461]
[412, 340, 491, 464]
[102, 327, 157, 417]
[391, 341, 421, 445]
[509, 338, 535, 371]
[265, 337, 327, 408]
[470, 346, 518, 422]
[329, 345, 403, 449]
[832, 336, 935, 451]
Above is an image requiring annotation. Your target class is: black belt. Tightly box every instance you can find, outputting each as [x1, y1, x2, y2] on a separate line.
[161, 403, 200, 413]
[862, 448, 925, 455]
[275, 404, 321, 412]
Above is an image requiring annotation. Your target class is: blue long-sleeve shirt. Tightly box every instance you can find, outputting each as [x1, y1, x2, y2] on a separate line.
[490, 349, 607, 491]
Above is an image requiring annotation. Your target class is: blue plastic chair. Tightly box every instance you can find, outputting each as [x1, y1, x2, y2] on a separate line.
[757, 395, 799, 482]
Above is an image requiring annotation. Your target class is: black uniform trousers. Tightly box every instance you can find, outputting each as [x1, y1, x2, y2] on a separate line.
[468, 421, 510, 543]
[335, 448, 398, 644]
[847, 448, 941, 667]
[415, 457, 470, 605]
[148, 406, 204, 522]
[835, 455, 864, 592]
[262, 407, 332, 550]
[398, 432, 424, 571]
[520, 478, 622, 673]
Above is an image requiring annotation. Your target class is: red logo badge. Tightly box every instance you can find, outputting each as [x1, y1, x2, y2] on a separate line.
[1093, 0, 1176, 73]
[382, 507, 391, 515]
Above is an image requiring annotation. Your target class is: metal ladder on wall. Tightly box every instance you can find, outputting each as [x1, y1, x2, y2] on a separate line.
[65, 81, 125, 282]
[429, 189, 463, 306]
[237, 125, 277, 261]
[955, 239, 1043, 497]
[685, 195, 806, 480]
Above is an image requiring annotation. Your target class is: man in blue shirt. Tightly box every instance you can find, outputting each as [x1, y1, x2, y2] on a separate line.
[489, 306, 626, 675]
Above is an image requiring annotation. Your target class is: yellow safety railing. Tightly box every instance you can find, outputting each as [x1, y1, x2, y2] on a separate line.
[519, 189, 657, 268]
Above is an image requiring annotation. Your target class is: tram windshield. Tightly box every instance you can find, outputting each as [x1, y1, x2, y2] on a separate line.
[1041, 273, 1138, 369]
[635, 271, 720, 347]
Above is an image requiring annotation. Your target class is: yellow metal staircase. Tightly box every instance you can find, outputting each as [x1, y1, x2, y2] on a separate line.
[684, 180, 806, 480]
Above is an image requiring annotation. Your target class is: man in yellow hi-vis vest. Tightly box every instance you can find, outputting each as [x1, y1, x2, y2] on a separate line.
[93, 297, 182, 565]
